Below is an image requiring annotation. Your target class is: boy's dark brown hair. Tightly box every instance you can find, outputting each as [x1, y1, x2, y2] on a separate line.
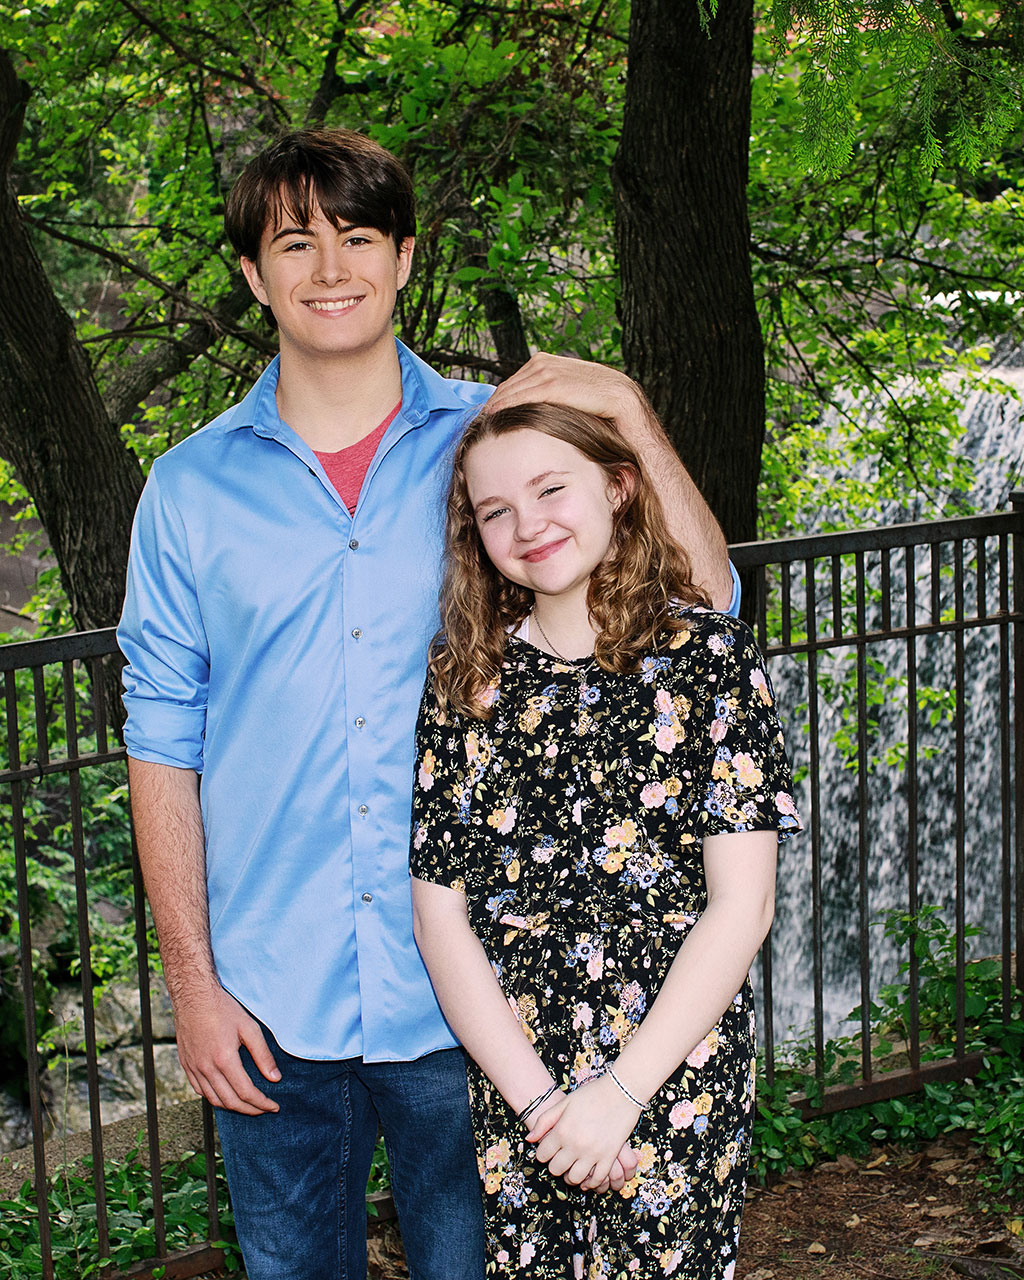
[225, 128, 416, 265]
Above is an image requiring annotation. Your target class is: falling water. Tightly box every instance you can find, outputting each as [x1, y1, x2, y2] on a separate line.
[762, 363, 1024, 1046]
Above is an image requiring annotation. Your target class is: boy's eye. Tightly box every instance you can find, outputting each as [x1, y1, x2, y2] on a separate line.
[282, 240, 311, 251]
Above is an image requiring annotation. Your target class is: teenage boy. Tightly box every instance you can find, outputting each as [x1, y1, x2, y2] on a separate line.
[118, 129, 737, 1280]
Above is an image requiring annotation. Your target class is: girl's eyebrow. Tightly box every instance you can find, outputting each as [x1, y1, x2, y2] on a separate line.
[472, 470, 569, 513]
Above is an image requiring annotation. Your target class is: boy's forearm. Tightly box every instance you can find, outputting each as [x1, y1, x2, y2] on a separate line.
[128, 756, 218, 1005]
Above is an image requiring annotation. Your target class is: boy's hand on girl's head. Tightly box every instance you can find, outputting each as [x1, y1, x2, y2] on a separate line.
[486, 353, 641, 423]
[525, 1075, 642, 1193]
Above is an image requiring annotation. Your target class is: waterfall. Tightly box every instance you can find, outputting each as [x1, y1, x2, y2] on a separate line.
[762, 362, 1024, 1046]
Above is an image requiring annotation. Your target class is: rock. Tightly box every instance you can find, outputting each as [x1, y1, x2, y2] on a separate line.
[45, 977, 176, 1054]
[0, 1088, 32, 1153]
[39, 1043, 192, 1139]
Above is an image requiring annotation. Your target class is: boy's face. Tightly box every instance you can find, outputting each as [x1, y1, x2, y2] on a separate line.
[240, 200, 413, 363]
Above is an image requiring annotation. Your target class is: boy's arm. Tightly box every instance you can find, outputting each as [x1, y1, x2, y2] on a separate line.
[129, 758, 280, 1114]
[484, 353, 735, 611]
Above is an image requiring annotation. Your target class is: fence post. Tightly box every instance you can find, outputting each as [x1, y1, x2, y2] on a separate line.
[1012, 492, 1024, 1008]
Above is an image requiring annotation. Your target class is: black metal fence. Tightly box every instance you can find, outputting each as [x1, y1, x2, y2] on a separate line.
[2, 500, 1022, 1278]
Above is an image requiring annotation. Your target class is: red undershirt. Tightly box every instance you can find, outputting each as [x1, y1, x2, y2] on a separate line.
[313, 402, 402, 514]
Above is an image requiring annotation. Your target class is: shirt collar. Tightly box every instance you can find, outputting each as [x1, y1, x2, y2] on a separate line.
[222, 340, 476, 434]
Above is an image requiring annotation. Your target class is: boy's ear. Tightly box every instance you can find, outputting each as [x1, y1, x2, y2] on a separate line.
[240, 256, 270, 305]
[397, 237, 415, 289]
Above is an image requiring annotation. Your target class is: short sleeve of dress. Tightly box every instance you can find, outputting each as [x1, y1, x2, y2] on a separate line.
[409, 676, 491, 891]
[685, 617, 802, 842]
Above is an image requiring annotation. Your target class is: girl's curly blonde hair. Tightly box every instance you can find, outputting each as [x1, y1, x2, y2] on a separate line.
[430, 401, 710, 719]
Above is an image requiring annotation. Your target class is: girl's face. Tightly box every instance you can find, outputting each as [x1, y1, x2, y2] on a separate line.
[464, 428, 623, 608]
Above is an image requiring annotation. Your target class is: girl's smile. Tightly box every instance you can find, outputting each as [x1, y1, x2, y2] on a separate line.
[465, 428, 624, 615]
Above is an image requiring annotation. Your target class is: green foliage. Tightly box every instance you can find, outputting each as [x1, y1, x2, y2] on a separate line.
[0, 648, 155, 1083]
[1, 0, 1022, 602]
[0, 1148, 240, 1278]
[751, 908, 1024, 1211]
[0, 1139, 389, 1275]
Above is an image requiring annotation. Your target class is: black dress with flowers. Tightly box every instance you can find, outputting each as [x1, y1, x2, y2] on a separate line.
[410, 610, 801, 1280]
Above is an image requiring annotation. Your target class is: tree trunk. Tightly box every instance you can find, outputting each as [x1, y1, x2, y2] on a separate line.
[0, 50, 144, 632]
[613, 0, 763, 545]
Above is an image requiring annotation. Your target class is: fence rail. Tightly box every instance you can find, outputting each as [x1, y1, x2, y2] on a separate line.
[2, 499, 1022, 1277]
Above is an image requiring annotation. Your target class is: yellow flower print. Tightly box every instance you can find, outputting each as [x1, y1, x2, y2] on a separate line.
[694, 1092, 713, 1116]
[664, 776, 682, 797]
[484, 1169, 501, 1194]
[506, 858, 521, 883]
[714, 1154, 732, 1184]
[711, 757, 732, 782]
[487, 805, 517, 834]
[636, 1142, 658, 1173]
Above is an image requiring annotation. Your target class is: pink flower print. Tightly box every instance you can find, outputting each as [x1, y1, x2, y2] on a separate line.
[641, 781, 667, 808]
[686, 1034, 716, 1068]
[587, 949, 604, 980]
[655, 724, 678, 753]
[496, 1250, 509, 1265]
[655, 688, 674, 715]
[710, 718, 728, 743]
[750, 667, 771, 704]
[732, 752, 764, 787]
[572, 1001, 594, 1030]
[520, 1243, 536, 1266]
[417, 748, 436, 791]
[669, 1098, 696, 1129]
[545, 743, 558, 757]
[777, 790, 798, 816]
[573, 1257, 584, 1280]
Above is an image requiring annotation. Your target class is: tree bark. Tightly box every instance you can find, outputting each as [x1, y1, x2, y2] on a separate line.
[0, 48, 144, 632]
[613, 0, 764, 545]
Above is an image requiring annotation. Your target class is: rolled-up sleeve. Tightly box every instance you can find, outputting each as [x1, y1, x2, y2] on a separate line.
[117, 466, 210, 771]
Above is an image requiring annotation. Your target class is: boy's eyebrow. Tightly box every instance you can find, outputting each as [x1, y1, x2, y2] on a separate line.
[472, 470, 569, 511]
[269, 222, 359, 244]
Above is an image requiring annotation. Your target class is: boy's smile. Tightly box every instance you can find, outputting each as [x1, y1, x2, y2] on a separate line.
[240, 204, 414, 362]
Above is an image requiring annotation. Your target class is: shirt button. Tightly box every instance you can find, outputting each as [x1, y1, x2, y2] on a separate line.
[361, 892, 373, 904]
[351, 627, 362, 639]
[349, 538, 359, 550]
[354, 716, 366, 729]
[358, 804, 369, 816]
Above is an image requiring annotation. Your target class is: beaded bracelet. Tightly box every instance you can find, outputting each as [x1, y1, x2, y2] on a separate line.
[606, 1065, 650, 1112]
[516, 1084, 559, 1125]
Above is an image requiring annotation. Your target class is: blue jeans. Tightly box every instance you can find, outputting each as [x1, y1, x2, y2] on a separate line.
[215, 1026, 484, 1280]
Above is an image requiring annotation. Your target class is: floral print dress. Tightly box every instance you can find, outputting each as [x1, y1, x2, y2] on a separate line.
[410, 610, 801, 1280]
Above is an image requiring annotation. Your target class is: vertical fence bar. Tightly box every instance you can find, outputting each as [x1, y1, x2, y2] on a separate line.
[854, 551, 871, 1080]
[804, 557, 825, 1085]
[998, 533, 1013, 1021]
[6, 667, 54, 1278]
[905, 546, 921, 1070]
[1011, 495, 1024, 1006]
[62, 658, 111, 1265]
[129, 820, 169, 1259]
[953, 543, 967, 1058]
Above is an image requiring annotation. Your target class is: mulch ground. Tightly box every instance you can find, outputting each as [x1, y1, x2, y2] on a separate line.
[362, 1134, 1024, 1279]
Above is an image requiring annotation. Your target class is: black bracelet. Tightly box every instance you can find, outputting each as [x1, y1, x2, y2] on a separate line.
[606, 1065, 650, 1111]
[516, 1084, 558, 1125]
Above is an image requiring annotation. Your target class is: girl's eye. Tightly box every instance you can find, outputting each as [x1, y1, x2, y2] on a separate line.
[481, 507, 508, 523]
[540, 485, 564, 498]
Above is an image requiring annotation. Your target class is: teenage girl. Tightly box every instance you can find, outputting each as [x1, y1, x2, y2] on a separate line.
[410, 402, 800, 1280]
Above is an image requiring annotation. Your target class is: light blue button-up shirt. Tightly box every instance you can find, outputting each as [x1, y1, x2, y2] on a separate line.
[119, 341, 493, 1061]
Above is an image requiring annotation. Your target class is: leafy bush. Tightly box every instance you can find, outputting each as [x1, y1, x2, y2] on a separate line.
[751, 907, 1024, 1214]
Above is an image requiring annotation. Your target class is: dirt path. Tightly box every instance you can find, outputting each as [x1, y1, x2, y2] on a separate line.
[363, 1136, 1023, 1279]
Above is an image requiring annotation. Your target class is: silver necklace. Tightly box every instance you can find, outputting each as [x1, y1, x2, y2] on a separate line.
[530, 613, 599, 734]
[531, 612, 586, 662]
